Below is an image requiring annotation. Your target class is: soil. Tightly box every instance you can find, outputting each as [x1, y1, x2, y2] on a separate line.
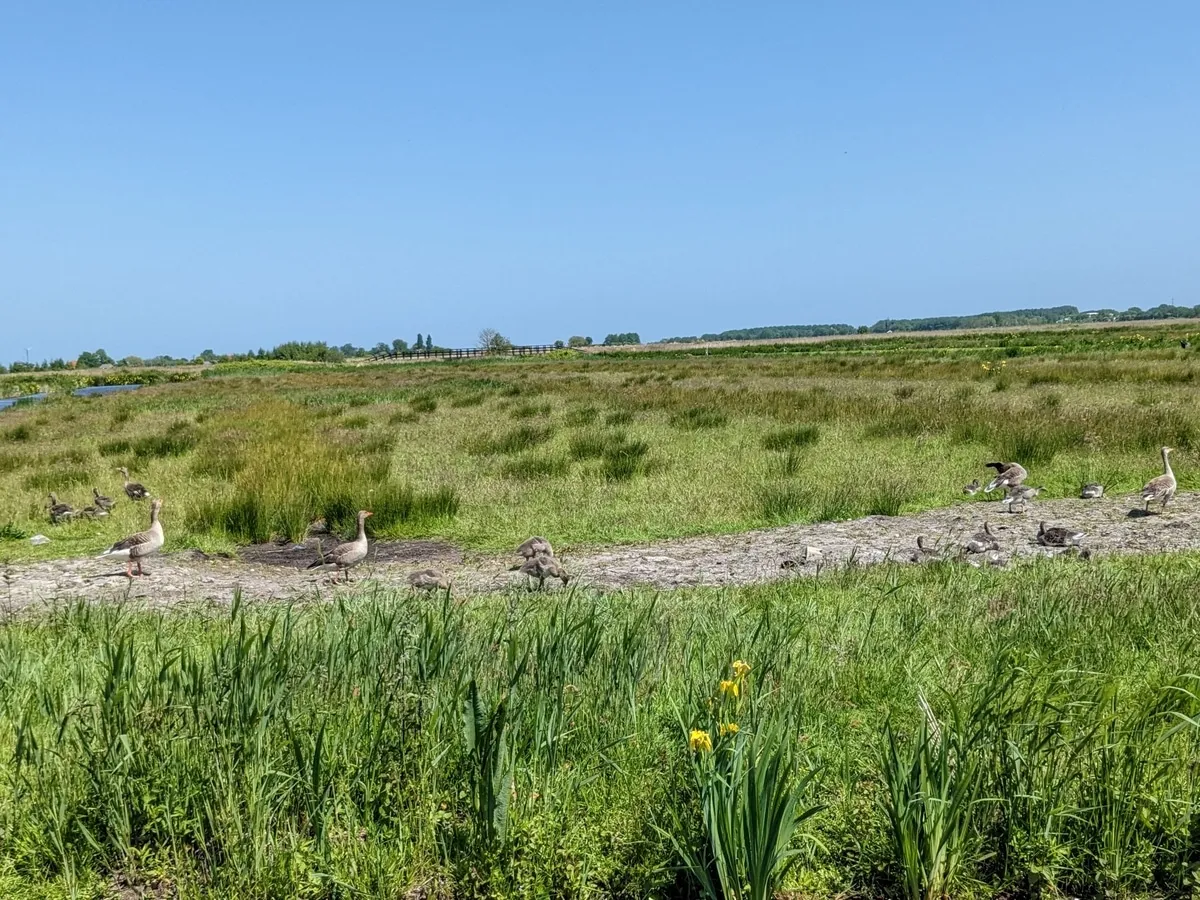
[2, 493, 1197, 613]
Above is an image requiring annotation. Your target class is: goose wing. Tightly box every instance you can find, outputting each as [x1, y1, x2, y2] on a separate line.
[107, 528, 155, 554]
[1141, 473, 1175, 498]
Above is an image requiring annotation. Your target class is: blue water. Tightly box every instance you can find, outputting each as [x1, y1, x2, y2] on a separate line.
[0, 383, 142, 411]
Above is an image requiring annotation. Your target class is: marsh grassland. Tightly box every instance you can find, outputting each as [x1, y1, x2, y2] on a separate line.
[1, 324, 1199, 898]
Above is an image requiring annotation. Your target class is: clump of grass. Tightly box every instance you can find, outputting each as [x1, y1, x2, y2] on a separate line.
[605, 409, 635, 426]
[866, 479, 910, 517]
[411, 395, 438, 413]
[389, 409, 420, 425]
[192, 442, 246, 479]
[0, 520, 30, 540]
[450, 393, 486, 409]
[995, 421, 1084, 466]
[470, 425, 555, 456]
[894, 385, 917, 400]
[98, 439, 132, 456]
[762, 425, 821, 452]
[568, 430, 627, 461]
[500, 453, 570, 480]
[757, 483, 809, 522]
[511, 402, 551, 420]
[0, 453, 26, 474]
[600, 439, 650, 481]
[3, 424, 34, 442]
[110, 406, 135, 427]
[133, 421, 200, 459]
[341, 415, 371, 430]
[564, 406, 599, 427]
[671, 407, 728, 430]
[22, 466, 92, 491]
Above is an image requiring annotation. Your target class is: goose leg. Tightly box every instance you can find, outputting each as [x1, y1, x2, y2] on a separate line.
[136, 560, 144, 576]
[125, 561, 133, 578]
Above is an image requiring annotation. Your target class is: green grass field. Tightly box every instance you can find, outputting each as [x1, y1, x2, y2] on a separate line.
[1, 323, 1197, 563]
[2, 324, 1199, 898]
[1, 555, 1198, 898]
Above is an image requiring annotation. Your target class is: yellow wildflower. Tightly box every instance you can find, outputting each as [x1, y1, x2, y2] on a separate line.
[719, 722, 740, 737]
[732, 660, 751, 680]
[719, 679, 739, 699]
[689, 729, 713, 753]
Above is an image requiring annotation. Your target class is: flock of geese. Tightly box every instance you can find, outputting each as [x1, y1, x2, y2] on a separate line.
[922, 446, 1179, 564]
[41, 446, 1182, 584]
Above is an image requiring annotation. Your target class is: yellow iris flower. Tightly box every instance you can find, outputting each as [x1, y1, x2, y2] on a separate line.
[689, 729, 713, 753]
[732, 660, 751, 680]
[719, 722, 739, 737]
[719, 679, 739, 698]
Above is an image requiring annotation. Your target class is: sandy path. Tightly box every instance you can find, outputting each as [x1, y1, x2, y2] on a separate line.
[2, 493, 1197, 612]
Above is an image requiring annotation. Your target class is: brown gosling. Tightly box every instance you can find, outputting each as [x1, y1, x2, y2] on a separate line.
[117, 467, 149, 500]
[408, 568, 452, 591]
[519, 555, 570, 590]
[1140, 447, 1176, 514]
[511, 536, 554, 570]
[962, 479, 981, 496]
[48, 493, 75, 524]
[965, 521, 999, 554]
[1003, 484, 1044, 513]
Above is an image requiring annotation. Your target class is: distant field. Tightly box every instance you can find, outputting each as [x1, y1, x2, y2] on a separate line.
[0, 321, 1197, 563]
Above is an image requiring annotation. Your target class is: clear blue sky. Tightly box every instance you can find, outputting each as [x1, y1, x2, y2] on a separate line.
[2, 3, 1198, 363]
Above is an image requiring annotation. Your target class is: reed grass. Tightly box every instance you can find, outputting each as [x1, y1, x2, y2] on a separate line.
[1, 556, 1198, 897]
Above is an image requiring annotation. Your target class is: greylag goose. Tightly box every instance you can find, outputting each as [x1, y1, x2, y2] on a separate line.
[118, 467, 149, 500]
[984, 461, 1028, 493]
[306, 510, 372, 581]
[962, 479, 981, 496]
[97, 498, 164, 576]
[1037, 520, 1084, 547]
[1140, 447, 1176, 513]
[408, 568, 451, 591]
[92, 487, 115, 511]
[1080, 483, 1104, 499]
[48, 493, 75, 524]
[519, 555, 570, 590]
[965, 521, 999, 554]
[1003, 485, 1044, 512]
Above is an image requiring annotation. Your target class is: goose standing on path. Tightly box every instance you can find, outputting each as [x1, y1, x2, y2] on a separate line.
[306, 510, 372, 582]
[1080, 483, 1104, 499]
[984, 461, 1028, 493]
[1140, 447, 1177, 514]
[1037, 521, 1084, 547]
[48, 493, 75, 524]
[97, 498, 164, 576]
[408, 568, 452, 592]
[92, 487, 115, 512]
[118, 467, 149, 501]
[511, 536, 554, 569]
[1003, 485, 1044, 513]
[519, 555, 570, 590]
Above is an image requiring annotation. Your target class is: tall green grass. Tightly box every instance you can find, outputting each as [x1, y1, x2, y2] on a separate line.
[1, 557, 1198, 897]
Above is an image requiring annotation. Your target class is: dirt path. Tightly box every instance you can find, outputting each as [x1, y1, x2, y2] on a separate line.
[3, 494, 1198, 612]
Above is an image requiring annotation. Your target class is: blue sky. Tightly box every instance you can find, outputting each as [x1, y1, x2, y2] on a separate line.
[2, 3, 1198, 363]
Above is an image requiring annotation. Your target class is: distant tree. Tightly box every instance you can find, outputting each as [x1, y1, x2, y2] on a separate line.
[76, 348, 114, 369]
[602, 333, 641, 346]
[553, 339, 565, 349]
[857, 325, 870, 334]
[479, 328, 513, 353]
[370, 342, 390, 356]
[392, 338, 409, 354]
[9, 361, 33, 373]
[120, 356, 144, 367]
[199, 349, 217, 362]
[567, 335, 591, 348]
[424, 335, 433, 350]
[416, 333, 424, 350]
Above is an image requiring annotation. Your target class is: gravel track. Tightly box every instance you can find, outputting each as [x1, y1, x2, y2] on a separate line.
[3, 493, 1197, 612]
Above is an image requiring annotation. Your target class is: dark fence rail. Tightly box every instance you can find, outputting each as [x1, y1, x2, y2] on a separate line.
[368, 345, 556, 362]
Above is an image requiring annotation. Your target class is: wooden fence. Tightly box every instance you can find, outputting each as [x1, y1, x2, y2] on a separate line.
[368, 345, 556, 362]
